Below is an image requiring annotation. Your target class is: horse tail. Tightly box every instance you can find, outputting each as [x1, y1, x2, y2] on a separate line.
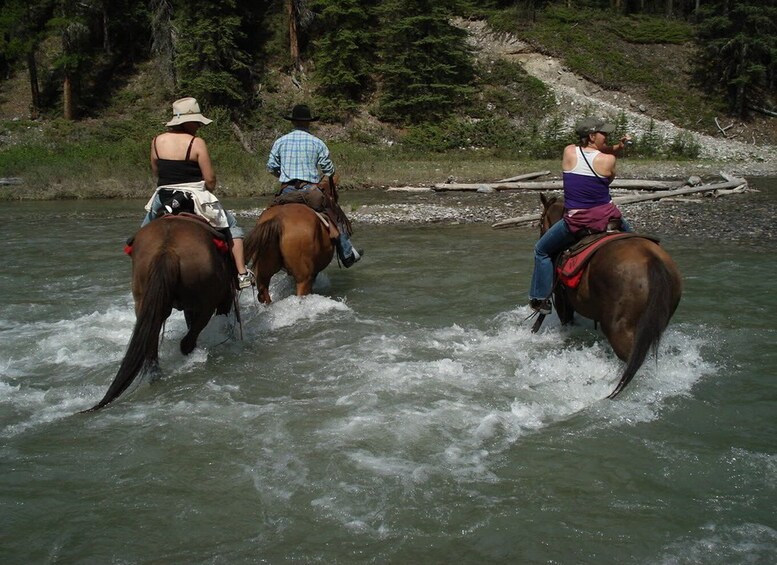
[83, 249, 179, 412]
[244, 216, 283, 267]
[608, 255, 676, 399]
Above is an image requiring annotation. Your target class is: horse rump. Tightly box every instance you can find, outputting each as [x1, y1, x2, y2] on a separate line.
[607, 255, 679, 399]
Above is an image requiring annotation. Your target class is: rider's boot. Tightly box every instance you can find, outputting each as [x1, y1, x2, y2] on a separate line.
[336, 229, 362, 268]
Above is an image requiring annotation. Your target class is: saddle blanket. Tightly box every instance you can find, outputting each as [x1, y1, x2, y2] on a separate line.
[557, 232, 652, 289]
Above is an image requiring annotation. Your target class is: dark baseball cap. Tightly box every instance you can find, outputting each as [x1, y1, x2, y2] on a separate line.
[576, 117, 616, 136]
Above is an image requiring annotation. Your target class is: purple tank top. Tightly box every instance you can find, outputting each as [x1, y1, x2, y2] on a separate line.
[562, 148, 612, 209]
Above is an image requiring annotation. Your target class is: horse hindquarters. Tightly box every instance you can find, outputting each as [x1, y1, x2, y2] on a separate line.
[245, 216, 283, 303]
[85, 251, 178, 411]
[607, 252, 681, 398]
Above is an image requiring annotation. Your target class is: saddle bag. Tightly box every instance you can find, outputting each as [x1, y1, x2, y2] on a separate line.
[158, 188, 195, 215]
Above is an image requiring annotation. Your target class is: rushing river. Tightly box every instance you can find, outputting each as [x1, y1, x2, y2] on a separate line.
[1, 179, 775, 564]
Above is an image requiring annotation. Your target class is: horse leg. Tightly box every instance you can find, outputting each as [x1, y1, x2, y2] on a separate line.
[180, 308, 211, 355]
[254, 261, 276, 304]
[600, 318, 635, 362]
[296, 278, 315, 296]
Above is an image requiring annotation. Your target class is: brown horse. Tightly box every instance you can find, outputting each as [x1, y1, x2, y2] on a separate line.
[244, 203, 335, 303]
[539, 194, 683, 398]
[84, 216, 237, 411]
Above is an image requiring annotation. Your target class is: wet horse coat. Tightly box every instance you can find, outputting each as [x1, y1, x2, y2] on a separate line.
[244, 203, 335, 303]
[540, 194, 683, 398]
[84, 216, 236, 411]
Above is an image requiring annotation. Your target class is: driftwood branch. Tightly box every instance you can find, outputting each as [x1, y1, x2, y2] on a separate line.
[434, 180, 563, 191]
[491, 175, 748, 230]
[386, 186, 433, 193]
[0, 177, 23, 186]
[715, 117, 734, 137]
[748, 105, 777, 118]
[231, 122, 254, 154]
[495, 170, 551, 182]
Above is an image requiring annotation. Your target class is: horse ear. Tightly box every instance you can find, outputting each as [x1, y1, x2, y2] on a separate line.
[540, 192, 548, 207]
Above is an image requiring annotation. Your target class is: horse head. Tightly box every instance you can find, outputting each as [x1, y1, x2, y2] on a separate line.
[539, 193, 564, 235]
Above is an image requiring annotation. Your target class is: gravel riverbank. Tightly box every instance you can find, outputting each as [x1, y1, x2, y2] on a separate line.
[347, 163, 776, 243]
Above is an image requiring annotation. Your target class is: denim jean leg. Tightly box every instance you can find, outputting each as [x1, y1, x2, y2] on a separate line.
[338, 231, 354, 258]
[620, 216, 633, 232]
[141, 194, 163, 226]
[529, 220, 575, 300]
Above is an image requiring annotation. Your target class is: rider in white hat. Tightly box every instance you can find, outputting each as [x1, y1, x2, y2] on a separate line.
[144, 97, 254, 289]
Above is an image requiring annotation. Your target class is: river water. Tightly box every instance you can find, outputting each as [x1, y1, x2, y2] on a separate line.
[1, 179, 775, 564]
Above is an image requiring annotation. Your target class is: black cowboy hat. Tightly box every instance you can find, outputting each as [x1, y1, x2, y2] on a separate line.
[284, 104, 318, 122]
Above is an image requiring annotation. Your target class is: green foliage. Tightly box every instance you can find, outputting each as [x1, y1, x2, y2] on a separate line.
[611, 14, 694, 44]
[668, 130, 702, 159]
[475, 59, 554, 123]
[635, 118, 662, 157]
[375, 0, 476, 124]
[533, 114, 569, 159]
[174, 0, 252, 107]
[310, 0, 378, 118]
[695, 0, 777, 117]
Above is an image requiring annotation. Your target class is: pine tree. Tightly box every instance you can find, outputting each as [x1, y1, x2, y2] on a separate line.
[375, 0, 475, 124]
[310, 0, 378, 117]
[174, 0, 252, 107]
[695, 0, 777, 117]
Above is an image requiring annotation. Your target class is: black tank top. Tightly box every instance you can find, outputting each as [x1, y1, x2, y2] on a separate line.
[154, 136, 204, 186]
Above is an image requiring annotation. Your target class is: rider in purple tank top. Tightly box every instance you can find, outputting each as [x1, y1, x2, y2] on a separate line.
[527, 117, 633, 315]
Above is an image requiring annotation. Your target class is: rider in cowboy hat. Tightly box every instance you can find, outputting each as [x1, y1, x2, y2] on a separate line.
[266, 104, 362, 268]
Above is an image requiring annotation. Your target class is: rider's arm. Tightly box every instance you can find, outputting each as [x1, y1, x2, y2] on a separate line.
[599, 135, 632, 156]
[593, 152, 617, 181]
[150, 138, 159, 180]
[193, 137, 217, 190]
[267, 139, 282, 177]
[317, 140, 335, 177]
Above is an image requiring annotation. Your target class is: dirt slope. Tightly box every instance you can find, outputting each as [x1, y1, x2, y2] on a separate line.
[459, 19, 776, 165]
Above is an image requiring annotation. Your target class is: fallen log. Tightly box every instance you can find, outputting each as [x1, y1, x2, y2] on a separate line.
[386, 186, 433, 192]
[612, 176, 746, 204]
[495, 170, 551, 182]
[434, 178, 683, 192]
[434, 181, 562, 191]
[491, 176, 748, 229]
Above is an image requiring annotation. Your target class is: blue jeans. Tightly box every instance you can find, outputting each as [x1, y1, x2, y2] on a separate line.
[142, 194, 244, 239]
[529, 217, 632, 300]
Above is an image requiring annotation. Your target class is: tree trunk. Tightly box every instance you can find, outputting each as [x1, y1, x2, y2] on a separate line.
[27, 49, 40, 120]
[63, 73, 74, 120]
[102, 2, 111, 55]
[287, 0, 300, 70]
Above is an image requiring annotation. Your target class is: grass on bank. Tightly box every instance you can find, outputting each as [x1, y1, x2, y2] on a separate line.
[0, 116, 705, 201]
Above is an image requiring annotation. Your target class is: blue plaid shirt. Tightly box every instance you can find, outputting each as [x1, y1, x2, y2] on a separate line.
[267, 128, 335, 184]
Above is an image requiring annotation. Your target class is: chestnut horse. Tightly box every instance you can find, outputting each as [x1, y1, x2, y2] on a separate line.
[539, 194, 682, 398]
[244, 203, 334, 303]
[84, 216, 237, 411]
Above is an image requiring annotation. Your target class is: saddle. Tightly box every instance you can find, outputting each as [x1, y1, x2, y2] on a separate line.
[556, 232, 659, 289]
[125, 213, 231, 257]
[271, 177, 349, 241]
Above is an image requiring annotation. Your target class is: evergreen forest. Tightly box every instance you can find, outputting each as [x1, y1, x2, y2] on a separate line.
[0, 0, 775, 197]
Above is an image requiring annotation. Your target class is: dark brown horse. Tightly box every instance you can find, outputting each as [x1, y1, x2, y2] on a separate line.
[539, 194, 682, 398]
[244, 203, 335, 304]
[84, 216, 237, 411]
